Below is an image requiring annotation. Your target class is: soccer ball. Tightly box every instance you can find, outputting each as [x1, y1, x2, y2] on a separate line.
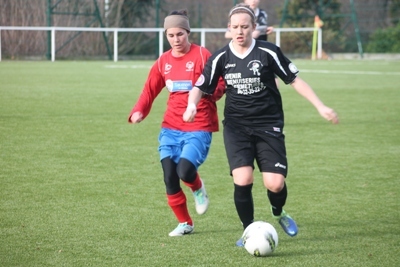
[242, 221, 278, 257]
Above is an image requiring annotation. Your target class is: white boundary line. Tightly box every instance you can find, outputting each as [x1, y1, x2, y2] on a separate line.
[105, 65, 400, 76]
[301, 69, 400, 75]
[104, 65, 150, 69]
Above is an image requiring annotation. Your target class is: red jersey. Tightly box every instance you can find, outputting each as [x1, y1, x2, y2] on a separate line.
[128, 44, 225, 132]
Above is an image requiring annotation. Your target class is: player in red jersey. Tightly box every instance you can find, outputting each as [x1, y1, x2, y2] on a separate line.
[128, 9, 225, 237]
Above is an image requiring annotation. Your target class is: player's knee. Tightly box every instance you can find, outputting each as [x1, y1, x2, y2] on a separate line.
[268, 183, 284, 193]
[265, 179, 285, 193]
[263, 172, 285, 192]
[161, 157, 181, 194]
[176, 158, 197, 183]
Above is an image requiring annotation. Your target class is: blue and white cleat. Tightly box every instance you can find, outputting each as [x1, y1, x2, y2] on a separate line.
[273, 210, 298, 237]
[236, 237, 244, 247]
[192, 179, 209, 215]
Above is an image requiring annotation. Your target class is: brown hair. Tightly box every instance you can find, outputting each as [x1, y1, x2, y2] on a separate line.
[228, 3, 256, 24]
[169, 9, 188, 17]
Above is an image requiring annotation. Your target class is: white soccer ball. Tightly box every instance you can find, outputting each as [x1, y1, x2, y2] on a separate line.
[242, 221, 278, 257]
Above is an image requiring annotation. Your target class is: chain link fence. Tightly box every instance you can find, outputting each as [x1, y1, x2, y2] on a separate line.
[0, 0, 398, 60]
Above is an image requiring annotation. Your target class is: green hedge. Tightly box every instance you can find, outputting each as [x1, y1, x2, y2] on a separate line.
[366, 23, 400, 53]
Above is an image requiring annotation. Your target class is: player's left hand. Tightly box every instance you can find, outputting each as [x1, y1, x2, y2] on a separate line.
[318, 106, 339, 124]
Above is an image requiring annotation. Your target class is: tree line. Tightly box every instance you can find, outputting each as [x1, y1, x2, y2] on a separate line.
[0, 0, 399, 59]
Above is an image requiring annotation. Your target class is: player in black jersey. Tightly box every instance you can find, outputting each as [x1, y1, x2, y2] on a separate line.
[183, 3, 339, 246]
[226, 0, 278, 87]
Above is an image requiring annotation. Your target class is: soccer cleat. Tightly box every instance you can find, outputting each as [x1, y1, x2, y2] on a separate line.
[272, 209, 298, 237]
[236, 237, 244, 247]
[168, 222, 194, 237]
[193, 179, 209, 215]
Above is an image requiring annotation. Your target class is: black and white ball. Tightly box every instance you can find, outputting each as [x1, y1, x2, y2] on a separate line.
[242, 221, 278, 257]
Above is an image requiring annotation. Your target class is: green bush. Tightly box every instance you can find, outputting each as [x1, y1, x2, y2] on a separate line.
[366, 23, 400, 52]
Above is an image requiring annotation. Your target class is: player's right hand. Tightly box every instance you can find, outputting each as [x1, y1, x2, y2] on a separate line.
[183, 103, 197, 122]
[130, 112, 143, 123]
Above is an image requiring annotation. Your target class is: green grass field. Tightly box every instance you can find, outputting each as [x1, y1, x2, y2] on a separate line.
[1, 59, 399, 266]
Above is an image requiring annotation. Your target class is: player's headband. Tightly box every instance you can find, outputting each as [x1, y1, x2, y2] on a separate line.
[164, 15, 190, 33]
[229, 6, 256, 20]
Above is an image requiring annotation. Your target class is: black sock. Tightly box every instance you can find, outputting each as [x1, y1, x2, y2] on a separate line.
[267, 183, 287, 216]
[234, 183, 254, 230]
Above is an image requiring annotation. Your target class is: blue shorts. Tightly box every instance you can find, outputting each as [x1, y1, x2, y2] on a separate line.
[158, 128, 212, 169]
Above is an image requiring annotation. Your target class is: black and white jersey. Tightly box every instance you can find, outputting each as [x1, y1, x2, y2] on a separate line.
[196, 39, 299, 128]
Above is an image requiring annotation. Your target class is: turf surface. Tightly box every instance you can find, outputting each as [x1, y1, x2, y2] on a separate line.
[1, 59, 399, 266]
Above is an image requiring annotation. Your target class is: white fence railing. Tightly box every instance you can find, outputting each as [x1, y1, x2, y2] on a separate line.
[0, 26, 322, 61]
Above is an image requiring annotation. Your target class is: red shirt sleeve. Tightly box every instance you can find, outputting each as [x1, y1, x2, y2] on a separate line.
[128, 60, 165, 123]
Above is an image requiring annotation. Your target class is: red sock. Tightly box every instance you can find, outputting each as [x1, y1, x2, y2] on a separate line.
[167, 190, 193, 226]
[183, 173, 202, 192]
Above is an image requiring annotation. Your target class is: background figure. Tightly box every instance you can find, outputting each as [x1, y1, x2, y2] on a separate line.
[225, 0, 274, 41]
[184, 3, 339, 246]
[128, 9, 225, 237]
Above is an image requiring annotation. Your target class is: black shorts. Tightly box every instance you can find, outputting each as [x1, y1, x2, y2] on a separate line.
[223, 121, 288, 177]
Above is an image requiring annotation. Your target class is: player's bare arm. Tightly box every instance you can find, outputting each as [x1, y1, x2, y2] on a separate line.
[183, 87, 204, 122]
[290, 77, 339, 124]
